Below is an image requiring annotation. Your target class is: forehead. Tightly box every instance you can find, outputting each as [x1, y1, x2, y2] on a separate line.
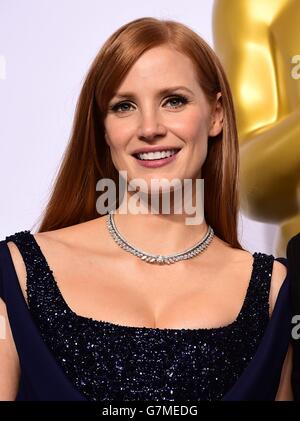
[117, 46, 199, 90]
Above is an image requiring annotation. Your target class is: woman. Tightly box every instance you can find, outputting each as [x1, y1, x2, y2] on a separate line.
[0, 17, 294, 401]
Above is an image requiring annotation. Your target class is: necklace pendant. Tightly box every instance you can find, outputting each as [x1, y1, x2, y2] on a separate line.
[156, 255, 164, 264]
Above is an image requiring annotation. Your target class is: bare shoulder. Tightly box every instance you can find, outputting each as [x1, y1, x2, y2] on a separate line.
[222, 243, 288, 317]
[210, 239, 288, 317]
[5, 216, 108, 303]
[209, 235, 254, 266]
[228, 247, 288, 317]
[33, 215, 111, 256]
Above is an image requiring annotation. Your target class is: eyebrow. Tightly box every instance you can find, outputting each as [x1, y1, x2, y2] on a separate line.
[112, 86, 194, 100]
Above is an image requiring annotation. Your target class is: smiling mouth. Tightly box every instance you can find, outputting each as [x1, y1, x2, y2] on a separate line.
[132, 148, 181, 161]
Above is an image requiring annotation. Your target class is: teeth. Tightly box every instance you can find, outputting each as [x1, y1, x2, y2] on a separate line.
[136, 149, 178, 161]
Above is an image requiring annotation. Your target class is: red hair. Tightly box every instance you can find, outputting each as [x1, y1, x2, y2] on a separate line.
[34, 17, 243, 249]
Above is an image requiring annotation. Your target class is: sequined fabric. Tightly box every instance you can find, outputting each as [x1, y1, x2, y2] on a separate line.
[5, 230, 273, 401]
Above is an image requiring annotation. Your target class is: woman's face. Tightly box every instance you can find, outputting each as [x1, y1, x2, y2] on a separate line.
[103, 45, 223, 189]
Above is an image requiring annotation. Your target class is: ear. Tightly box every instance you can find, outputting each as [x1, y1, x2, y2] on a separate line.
[208, 92, 223, 137]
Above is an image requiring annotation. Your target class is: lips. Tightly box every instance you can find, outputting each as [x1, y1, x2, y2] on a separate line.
[132, 148, 181, 159]
[132, 148, 181, 168]
[131, 146, 182, 156]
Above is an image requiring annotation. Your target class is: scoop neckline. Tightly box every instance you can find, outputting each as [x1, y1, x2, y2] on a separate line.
[18, 230, 259, 333]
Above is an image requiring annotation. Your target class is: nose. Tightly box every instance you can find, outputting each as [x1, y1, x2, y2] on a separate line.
[137, 110, 167, 141]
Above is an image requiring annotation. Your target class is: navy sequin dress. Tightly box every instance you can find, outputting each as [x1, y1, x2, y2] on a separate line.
[0, 230, 292, 401]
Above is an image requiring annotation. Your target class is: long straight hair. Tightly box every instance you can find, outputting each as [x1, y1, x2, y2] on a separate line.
[35, 17, 243, 249]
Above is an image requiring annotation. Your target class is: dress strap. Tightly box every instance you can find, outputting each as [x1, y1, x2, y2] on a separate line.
[238, 252, 274, 324]
[5, 230, 56, 309]
[5, 230, 47, 273]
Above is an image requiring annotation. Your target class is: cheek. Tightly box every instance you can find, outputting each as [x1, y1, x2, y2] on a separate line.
[105, 131, 128, 152]
[174, 111, 209, 146]
[182, 112, 210, 168]
[104, 117, 131, 150]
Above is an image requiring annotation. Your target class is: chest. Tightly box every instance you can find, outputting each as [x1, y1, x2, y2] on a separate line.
[46, 245, 251, 329]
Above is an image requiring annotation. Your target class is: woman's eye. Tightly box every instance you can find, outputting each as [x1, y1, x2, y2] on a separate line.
[164, 95, 189, 108]
[111, 102, 134, 113]
[109, 95, 189, 113]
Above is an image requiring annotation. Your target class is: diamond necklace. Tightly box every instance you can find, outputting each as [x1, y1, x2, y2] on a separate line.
[106, 210, 214, 265]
